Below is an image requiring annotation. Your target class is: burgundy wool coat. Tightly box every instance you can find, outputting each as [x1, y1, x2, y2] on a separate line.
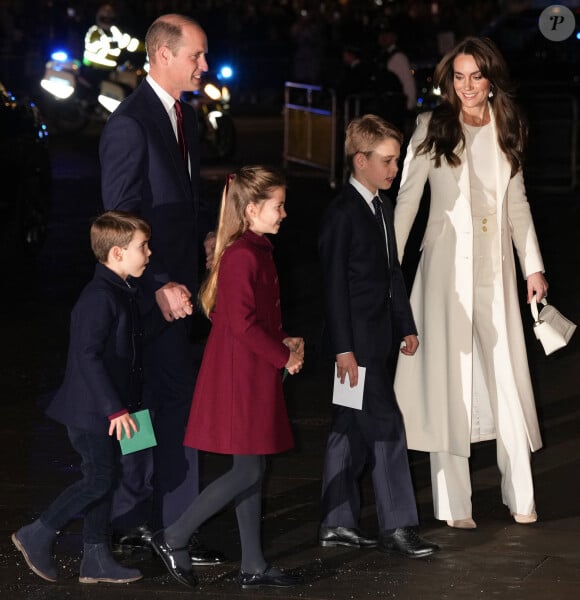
[184, 230, 294, 455]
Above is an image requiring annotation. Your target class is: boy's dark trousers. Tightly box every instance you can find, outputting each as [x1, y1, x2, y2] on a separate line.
[40, 426, 117, 543]
[320, 359, 419, 532]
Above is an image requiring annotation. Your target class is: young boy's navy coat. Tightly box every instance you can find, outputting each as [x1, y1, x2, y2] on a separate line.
[46, 263, 161, 434]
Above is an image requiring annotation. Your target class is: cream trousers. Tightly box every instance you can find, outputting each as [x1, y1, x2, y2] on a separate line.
[430, 216, 535, 520]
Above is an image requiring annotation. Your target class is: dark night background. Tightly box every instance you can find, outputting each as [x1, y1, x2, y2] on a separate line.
[1, 1, 580, 598]
[2, 0, 580, 113]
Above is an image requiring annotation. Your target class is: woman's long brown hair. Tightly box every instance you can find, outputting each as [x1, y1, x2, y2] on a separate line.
[417, 36, 527, 177]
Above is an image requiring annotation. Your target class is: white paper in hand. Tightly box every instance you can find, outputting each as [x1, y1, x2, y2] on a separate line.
[332, 365, 366, 410]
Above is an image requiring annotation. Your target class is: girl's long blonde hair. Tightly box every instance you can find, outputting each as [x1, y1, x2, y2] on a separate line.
[199, 165, 286, 316]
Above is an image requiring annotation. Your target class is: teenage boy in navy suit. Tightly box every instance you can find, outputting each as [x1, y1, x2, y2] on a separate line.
[318, 114, 439, 558]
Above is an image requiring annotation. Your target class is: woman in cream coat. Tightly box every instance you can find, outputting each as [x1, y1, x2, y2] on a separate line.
[393, 37, 548, 529]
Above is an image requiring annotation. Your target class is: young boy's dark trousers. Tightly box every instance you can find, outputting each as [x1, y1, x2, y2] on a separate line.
[40, 426, 117, 544]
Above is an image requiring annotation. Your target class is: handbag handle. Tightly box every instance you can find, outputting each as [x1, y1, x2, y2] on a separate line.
[530, 295, 548, 324]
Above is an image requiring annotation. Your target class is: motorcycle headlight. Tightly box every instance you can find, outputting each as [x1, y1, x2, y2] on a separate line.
[204, 83, 221, 101]
[41, 77, 75, 100]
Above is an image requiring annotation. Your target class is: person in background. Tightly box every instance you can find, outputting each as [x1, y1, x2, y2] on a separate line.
[318, 114, 439, 559]
[11, 211, 160, 585]
[150, 166, 304, 590]
[99, 14, 223, 566]
[82, 2, 143, 91]
[375, 20, 417, 115]
[83, 3, 142, 71]
[335, 43, 373, 100]
[394, 36, 548, 530]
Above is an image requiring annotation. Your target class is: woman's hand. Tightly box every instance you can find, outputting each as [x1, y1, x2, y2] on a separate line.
[527, 272, 549, 303]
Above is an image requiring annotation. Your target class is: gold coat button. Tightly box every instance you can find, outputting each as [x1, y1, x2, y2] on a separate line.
[482, 226, 488, 232]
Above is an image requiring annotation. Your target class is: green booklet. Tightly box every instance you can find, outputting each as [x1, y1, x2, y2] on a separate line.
[119, 409, 157, 455]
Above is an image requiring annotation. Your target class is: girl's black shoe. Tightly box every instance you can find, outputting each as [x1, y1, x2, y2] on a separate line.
[237, 564, 303, 589]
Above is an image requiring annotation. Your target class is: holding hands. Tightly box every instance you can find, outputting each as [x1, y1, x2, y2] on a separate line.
[283, 337, 305, 375]
[155, 282, 194, 321]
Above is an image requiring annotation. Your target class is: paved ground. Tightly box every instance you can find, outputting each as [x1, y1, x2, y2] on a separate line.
[0, 117, 579, 599]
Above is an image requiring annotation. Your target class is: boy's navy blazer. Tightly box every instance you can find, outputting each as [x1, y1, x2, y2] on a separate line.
[99, 79, 210, 309]
[46, 263, 164, 434]
[319, 182, 416, 364]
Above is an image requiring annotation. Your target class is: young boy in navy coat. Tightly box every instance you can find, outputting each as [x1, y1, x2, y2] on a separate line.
[318, 115, 439, 557]
[11, 211, 173, 584]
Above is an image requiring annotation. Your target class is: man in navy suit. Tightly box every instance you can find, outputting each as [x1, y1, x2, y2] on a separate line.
[99, 14, 222, 564]
[318, 115, 439, 557]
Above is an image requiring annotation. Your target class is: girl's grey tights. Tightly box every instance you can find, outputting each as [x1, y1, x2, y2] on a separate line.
[164, 454, 266, 574]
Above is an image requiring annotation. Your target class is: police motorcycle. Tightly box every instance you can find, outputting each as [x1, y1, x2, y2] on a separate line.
[182, 64, 237, 160]
[40, 49, 145, 133]
[42, 53, 236, 159]
[41, 4, 145, 133]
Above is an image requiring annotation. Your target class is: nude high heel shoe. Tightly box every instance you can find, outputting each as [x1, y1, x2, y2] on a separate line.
[446, 518, 477, 529]
[511, 511, 537, 524]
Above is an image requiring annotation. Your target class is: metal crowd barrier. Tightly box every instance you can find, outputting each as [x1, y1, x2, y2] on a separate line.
[283, 82, 407, 187]
[283, 82, 338, 187]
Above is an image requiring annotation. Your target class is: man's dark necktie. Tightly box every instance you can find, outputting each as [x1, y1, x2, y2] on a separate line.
[174, 100, 188, 165]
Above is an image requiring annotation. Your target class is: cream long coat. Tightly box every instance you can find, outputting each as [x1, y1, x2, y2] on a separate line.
[393, 109, 544, 458]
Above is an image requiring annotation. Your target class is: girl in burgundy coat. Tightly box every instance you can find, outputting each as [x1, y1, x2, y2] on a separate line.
[150, 166, 305, 590]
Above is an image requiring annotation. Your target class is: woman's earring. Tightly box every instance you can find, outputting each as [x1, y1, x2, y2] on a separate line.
[488, 85, 495, 98]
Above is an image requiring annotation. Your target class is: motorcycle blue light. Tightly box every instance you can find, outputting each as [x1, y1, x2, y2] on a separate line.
[218, 65, 233, 80]
[51, 50, 69, 62]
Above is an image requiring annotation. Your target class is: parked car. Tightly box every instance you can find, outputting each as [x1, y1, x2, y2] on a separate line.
[0, 80, 51, 254]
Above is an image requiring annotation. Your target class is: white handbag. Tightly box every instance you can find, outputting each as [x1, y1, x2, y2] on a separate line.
[530, 296, 577, 355]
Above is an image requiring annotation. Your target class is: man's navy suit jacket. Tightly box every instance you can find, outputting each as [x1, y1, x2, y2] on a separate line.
[99, 79, 211, 309]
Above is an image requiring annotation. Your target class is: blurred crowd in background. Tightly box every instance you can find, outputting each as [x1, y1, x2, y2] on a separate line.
[0, 0, 576, 110]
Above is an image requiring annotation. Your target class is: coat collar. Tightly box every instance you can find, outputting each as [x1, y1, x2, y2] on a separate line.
[241, 229, 273, 250]
[94, 262, 138, 295]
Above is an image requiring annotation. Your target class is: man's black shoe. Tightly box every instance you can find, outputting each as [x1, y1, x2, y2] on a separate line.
[188, 534, 226, 565]
[237, 564, 303, 589]
[111, 524, 153, 553]
[150, 530, 198, 588]
[319, 526, 377, 548]
[377, 527, 439, 558]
